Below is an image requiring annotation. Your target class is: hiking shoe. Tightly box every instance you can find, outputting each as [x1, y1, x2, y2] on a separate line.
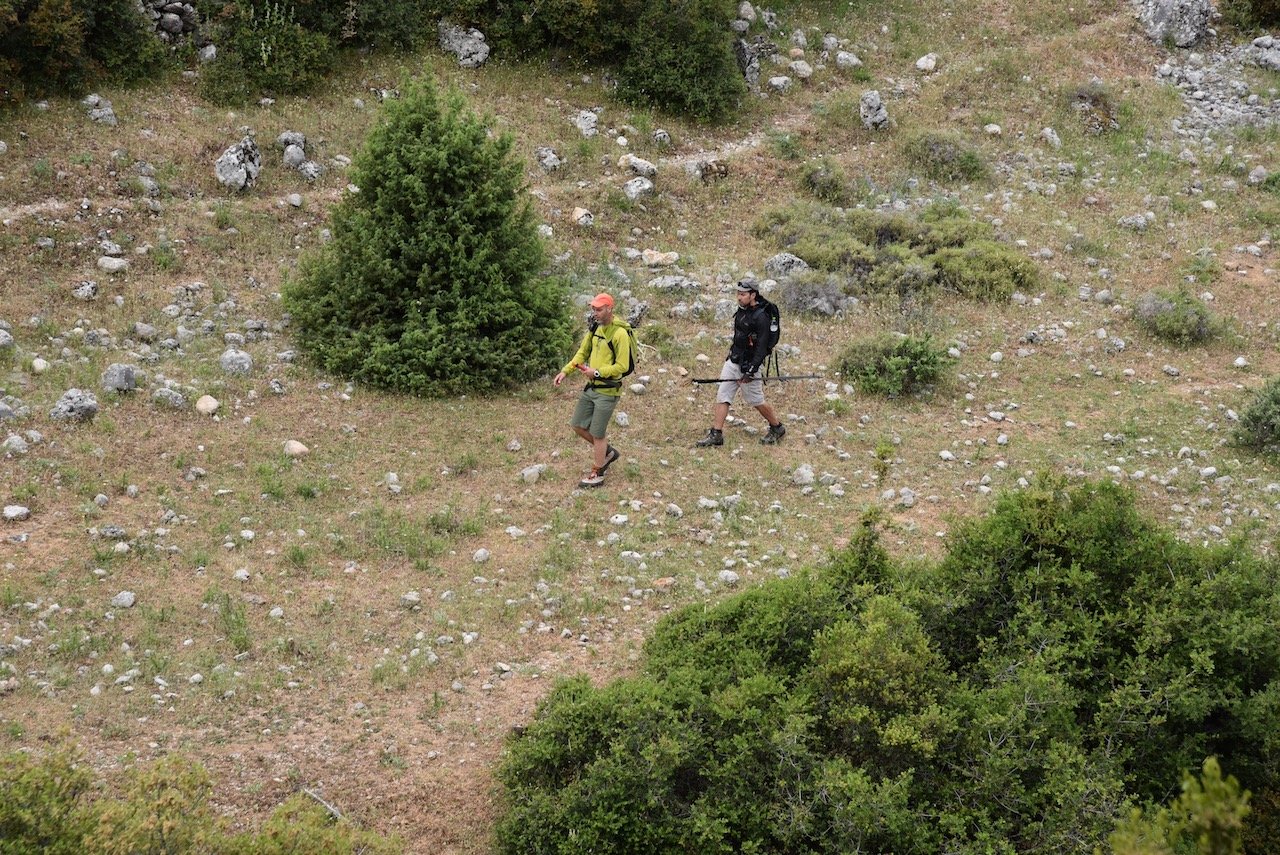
[695, 428, 724, 448]
[579, 468, 605, 488]
[598, 445, 620, 474]
[760, 423, 786, 445]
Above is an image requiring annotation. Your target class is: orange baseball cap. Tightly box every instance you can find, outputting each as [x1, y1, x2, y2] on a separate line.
[590, 293, 614, 308]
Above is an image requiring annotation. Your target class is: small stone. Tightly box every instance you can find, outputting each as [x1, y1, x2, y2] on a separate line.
[110, 591, 136, 609]
[3, 505, 31, 521]
[195, 395, 220, 415]
[283, 439, 309, 457]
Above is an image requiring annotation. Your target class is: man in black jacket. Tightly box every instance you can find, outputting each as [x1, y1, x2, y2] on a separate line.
[695, 280, 786, 447]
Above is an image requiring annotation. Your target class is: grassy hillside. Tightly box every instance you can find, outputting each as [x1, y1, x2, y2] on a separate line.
[2, 0, 1279, 851]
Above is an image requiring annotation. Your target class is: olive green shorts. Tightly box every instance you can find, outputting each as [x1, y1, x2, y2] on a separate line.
[571, 389, 619, 438]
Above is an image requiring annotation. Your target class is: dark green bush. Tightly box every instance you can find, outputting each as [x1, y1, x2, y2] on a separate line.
[496, 477, 1280, 854]
[0, 0, 169, 102]
[932, 239, 1037, 300]
[615, 0, 745, 123]
[835, 332, 952, 396]
[199, 1, 333, 104]
[1234, 375, 1280, 455]
[1134, 288, 1216, 345]
[903, 130, 988, 182]
[475, 0, 640, 64]
[1218, 0, 1280, 29]
[194, 0, 444, 49]
[283, 80, 572, 397]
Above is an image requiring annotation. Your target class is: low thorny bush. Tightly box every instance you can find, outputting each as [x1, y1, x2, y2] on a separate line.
[756, 201, 1037, 309]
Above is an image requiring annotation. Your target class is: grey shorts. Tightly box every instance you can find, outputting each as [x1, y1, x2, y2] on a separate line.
[715, 360, 764, 406]
[571, 388, 619, 438]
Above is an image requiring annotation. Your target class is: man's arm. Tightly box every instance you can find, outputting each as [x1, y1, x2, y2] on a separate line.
[560, 330, 593, 375]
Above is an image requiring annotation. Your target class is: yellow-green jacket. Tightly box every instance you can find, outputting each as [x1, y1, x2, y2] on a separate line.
[561, 320, 633, 397]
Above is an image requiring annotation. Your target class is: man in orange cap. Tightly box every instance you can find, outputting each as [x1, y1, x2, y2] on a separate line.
[555, 293, 634, 488]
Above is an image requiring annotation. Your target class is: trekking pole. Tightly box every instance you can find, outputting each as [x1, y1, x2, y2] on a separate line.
[689, 374, 824, 384]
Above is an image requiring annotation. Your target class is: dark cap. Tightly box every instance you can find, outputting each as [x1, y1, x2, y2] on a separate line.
[735, 279, 758, 293]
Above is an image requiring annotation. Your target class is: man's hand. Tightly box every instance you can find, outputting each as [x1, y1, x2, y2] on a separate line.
[576, 363, 597, 376]
[554, 371, 566, 387]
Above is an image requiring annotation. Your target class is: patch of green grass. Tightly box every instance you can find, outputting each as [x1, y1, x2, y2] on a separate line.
[358, 505, 449, 560]
[203, 589, 252, 653]
[766, 129, 803, 160]
[152, 241, 181, 272]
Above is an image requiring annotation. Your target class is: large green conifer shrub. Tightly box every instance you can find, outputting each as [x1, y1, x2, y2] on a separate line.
[283, 80, 571, 397]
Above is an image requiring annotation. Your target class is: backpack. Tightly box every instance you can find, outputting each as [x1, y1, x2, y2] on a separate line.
[756, 297, 781, 378]
[587, 321, 638, 388]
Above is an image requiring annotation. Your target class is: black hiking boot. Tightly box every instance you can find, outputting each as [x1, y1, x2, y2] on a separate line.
[760, 423, 786, 445]
[695, 428, 724, 448]
[599, 445, 620, 474]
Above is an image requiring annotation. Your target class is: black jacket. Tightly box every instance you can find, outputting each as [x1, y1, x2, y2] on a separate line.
[728, 302, 771, 375]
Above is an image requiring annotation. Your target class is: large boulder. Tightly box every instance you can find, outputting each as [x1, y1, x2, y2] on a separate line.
[438, 21, 490, 68]
[1136, 0, 1214, 48]
[101, 363, 141, 393]
[214, 136, 261, 192]
[860, 90, 889, 130]
[50, 389, 99, 422]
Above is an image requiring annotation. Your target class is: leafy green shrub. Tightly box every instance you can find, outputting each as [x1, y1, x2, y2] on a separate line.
[0, 748, 95, 854]
[1134, 288, 1216, 345]
[1218, 0, 1280, 29]
[474, 0, 637, 63]
[616, 0, 745, 123]
[835, 332, 951, 396]
[283, 80, 572, 397]
[932, 239, 1037, 300]
[917, 199, 995, 249]
[864, 244, 938, 298]
[1233, 376, 1280, 454]
[496, 477, 1280, 854]
[903, 131, 988, 182]
[1110, 757, 1251, 855]
[0, 0, 169, 102]
[790, 231, 878, 279]
[1261, 171, 1280, 194]
[199, 1, 333, 104]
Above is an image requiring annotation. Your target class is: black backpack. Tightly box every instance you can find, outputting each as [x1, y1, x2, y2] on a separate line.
[756, 297, 781, 378]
